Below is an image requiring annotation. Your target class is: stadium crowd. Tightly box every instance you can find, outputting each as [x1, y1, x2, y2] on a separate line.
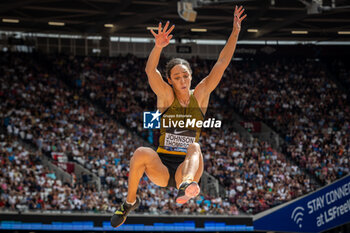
[2, 51, 347, 215]
[0, 135, 89, 212]
[330, 59, 350, 93]
[222, 59, 350, 184]
[60, 55, 348, 186]
[0, 52, 239, 215]
[201, 128, 315, 214]
[52, 54, 319, 213]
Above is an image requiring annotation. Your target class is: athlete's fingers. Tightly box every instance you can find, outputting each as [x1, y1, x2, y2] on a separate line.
[158, 22, 162, 34]
[239, 8, 245, 16]
[234, 5, 240, 18]
[150, 29, 157, 37]
[167, 34, 173, 42]
[165, 24, 175, 35]
[163, 21, 170, 33]
[237, 5, 243, 12]
[237, 8, 245, 18]
[240, 14, 247, 22]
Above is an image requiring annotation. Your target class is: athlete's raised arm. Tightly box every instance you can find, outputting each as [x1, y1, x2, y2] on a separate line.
[145, 21, 175, 97]
[194, 6, 246, 99]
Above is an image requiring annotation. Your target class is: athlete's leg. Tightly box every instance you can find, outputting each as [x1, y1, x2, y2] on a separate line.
[174, 143, 203, 204]
[127, 146, 170, 203]
[112, 146, 169, 228]
[174, 142, 204, 189]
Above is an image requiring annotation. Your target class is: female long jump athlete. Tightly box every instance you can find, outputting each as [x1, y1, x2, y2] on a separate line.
[111, 6, 246, 228]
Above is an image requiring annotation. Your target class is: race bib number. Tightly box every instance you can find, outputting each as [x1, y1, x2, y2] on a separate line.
[164, 128, 196, 152]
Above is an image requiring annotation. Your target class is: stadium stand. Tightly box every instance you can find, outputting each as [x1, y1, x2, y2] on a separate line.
[0, 52, 239, 215]
[51, 53, 319, 214]
[2, 51, 349, 215]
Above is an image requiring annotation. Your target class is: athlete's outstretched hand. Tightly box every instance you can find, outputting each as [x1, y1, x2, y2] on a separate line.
[233, 6, 247, 36]
[150, 21, 175, 48]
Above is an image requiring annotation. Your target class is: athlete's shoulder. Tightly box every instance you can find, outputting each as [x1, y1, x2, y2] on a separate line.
[157, 90, 175, 113]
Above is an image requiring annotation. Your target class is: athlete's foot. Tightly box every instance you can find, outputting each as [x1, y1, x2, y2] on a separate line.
[110, 196, 140, 228]
[175, 181, 200, 204]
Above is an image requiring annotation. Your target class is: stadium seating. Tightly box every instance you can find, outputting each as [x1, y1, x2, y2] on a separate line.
[2, 52, 348, 215]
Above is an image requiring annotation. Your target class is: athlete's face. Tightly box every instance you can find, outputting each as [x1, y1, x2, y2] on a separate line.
[168, 64, 192, 92]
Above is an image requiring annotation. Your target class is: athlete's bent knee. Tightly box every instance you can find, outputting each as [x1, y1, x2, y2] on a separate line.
[133, 147, 149, 156]
[131, 147, 152, 163]
[187, 142, 201, 152]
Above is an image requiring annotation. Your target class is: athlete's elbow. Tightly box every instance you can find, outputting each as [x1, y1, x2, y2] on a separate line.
[145, 63, 150, 72]
[145, 65, 155, 74]
[217, 59, 230, 69]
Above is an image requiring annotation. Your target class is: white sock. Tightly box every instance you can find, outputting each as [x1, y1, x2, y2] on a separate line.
[126, 200, 136, 206]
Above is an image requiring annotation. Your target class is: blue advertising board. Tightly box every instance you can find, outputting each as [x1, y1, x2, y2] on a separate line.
[254, 175, 350, 233]
[0, 212, 253, 232]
